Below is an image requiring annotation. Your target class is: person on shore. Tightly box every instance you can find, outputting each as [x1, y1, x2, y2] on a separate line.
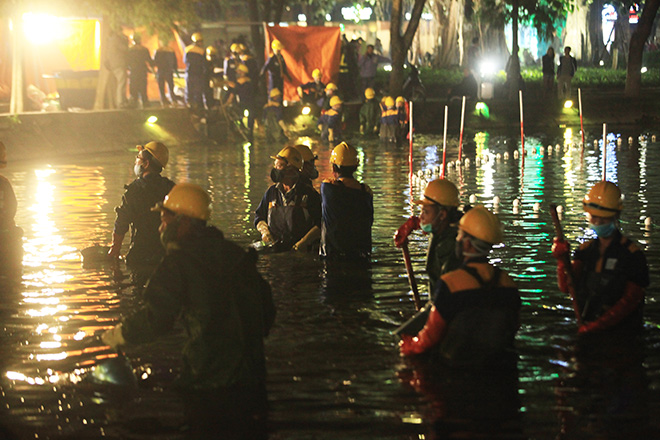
[320, 142, 373, 259]
[399, 206, 521, 369]
[551, 181, 649, 334]
[557, 46, 577, 100]
[359, 88, 380, 136]
[292, 144, 319, 188]
[254, 146, 321, 252]
[108, 142, 175, 268]
[395, 179, 463, 294]
[379, 96, 398, 143]
[262, 88, 288, 143]
[260, 40, 291, 94]
[317, 96, 343, 144]
[102, 182, 275, 438]
[0, 141, 23, 279]
[224, 64, 256, 141]
[297, 69, 326, 108]
[184, 32, 206, 113]
[104, 29, 128, 108]
[448, 68, 478, 101]
[153, 40, 180, 107]
[358, 44, 390, 97]
[542, 47, 556, 99]
[127, 33, 152, 108]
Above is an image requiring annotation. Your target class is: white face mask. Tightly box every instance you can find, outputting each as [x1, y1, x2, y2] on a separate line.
[134, 164, 144, 177]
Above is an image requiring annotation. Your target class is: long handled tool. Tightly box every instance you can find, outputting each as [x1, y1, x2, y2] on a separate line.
[401, 241, 421, 311]
[549, 204, 583, 326]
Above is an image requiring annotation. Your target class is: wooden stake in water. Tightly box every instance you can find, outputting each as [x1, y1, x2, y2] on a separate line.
[409, 102, 414, 212]
[578, 88, 585, 154]
[441, 105, 448, 178]
[602, 123, 607, 181]
[519, 90, 525, 155]
[458, 96, 466, 162]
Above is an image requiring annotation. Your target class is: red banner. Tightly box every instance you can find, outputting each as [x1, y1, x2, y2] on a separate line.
[264, 26, 341, 102]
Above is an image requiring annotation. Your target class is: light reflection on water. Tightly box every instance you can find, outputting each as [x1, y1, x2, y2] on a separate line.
[0, 128, 659, 438]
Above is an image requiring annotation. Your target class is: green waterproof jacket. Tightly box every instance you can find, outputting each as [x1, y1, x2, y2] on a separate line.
[359, 99, 381, 134]
[121, 226, 275, 389]
[426, 225, 461, 293]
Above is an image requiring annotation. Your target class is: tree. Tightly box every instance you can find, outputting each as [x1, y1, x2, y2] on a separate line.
[625, 0, 660, 96]
[389, 0, 427, 97]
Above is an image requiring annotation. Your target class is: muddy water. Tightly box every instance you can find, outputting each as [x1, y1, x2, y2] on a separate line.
[1, 128, 660, 439]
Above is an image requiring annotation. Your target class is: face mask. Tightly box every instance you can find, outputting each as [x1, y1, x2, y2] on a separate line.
[308, 168, 319, 180]
[420, 223, 433, 233]
[270, 168, 284, 183]
[134, 164, 144, 177]
[590, 221, 616, 238]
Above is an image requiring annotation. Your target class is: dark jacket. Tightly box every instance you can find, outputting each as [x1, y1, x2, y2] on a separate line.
[113, 173, 175, 266]
[320, 179, 373, 259]
[121, 226, 275, 389]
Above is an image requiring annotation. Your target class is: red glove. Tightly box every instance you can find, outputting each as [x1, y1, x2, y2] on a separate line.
[578, 282, 644, 334]
[394, 216, 420, 248]
[551, 237, 570, 259]
[399, 306, 446, 356]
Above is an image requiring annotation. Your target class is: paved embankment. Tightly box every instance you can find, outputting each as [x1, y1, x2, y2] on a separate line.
[0, 108, 206, 163]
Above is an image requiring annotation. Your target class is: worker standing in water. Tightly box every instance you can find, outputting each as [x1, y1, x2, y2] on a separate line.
[254, 146, 321, 252]
[108, 142, 175, 269]
[399, 206, 521, 369]
[0, 141, 23, 279]
[292, 144, 319, 188]
[102, 183, 275, 439]
[395, 179, 463, 293]
[551, 181, 649, 335]
[320, 142, 373, 259]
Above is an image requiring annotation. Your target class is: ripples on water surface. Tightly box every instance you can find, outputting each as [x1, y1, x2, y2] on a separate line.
[1, 127, 660, 439]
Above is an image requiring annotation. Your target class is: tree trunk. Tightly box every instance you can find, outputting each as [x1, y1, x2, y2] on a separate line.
[247, 0, 264, 69]
[588, 0, 605, 65]
[10, 12, 23, 114]
[625, 0, 660, 96]
[507, 0, 520, 100]
[564, 0, 591, 62]
[389, 0, 427, 97]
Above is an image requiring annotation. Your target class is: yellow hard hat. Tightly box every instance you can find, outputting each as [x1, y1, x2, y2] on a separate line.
[413, 179, 460, 207]
[269, 88, 282, 98]
[191, 32, 203, 43]
[583, 180, 623, 217]
[330, 142, 359, 167]
[160, 183, 211, 221]
[459, 205, 503, 244]
[364, 88, 375, 99]
[271, 146, 303, 171]
[385, 96, 395, 107]
[138, 141, 169, 168]
[206, 45, 217, 56]
[330, 95, 343, 107]
[293, 144, 316, 162]
[271, 39, 283, 51]
[396, 96, 406, 104]
[325, 83, 338, 92]
[0, 141, 6, 168]
[312, 68, 321, 79]
[236, 63, 249, 74]
[230, 43, 239, 53]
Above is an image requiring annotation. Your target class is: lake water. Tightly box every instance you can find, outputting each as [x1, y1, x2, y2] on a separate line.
[1, 126, 659, 439]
